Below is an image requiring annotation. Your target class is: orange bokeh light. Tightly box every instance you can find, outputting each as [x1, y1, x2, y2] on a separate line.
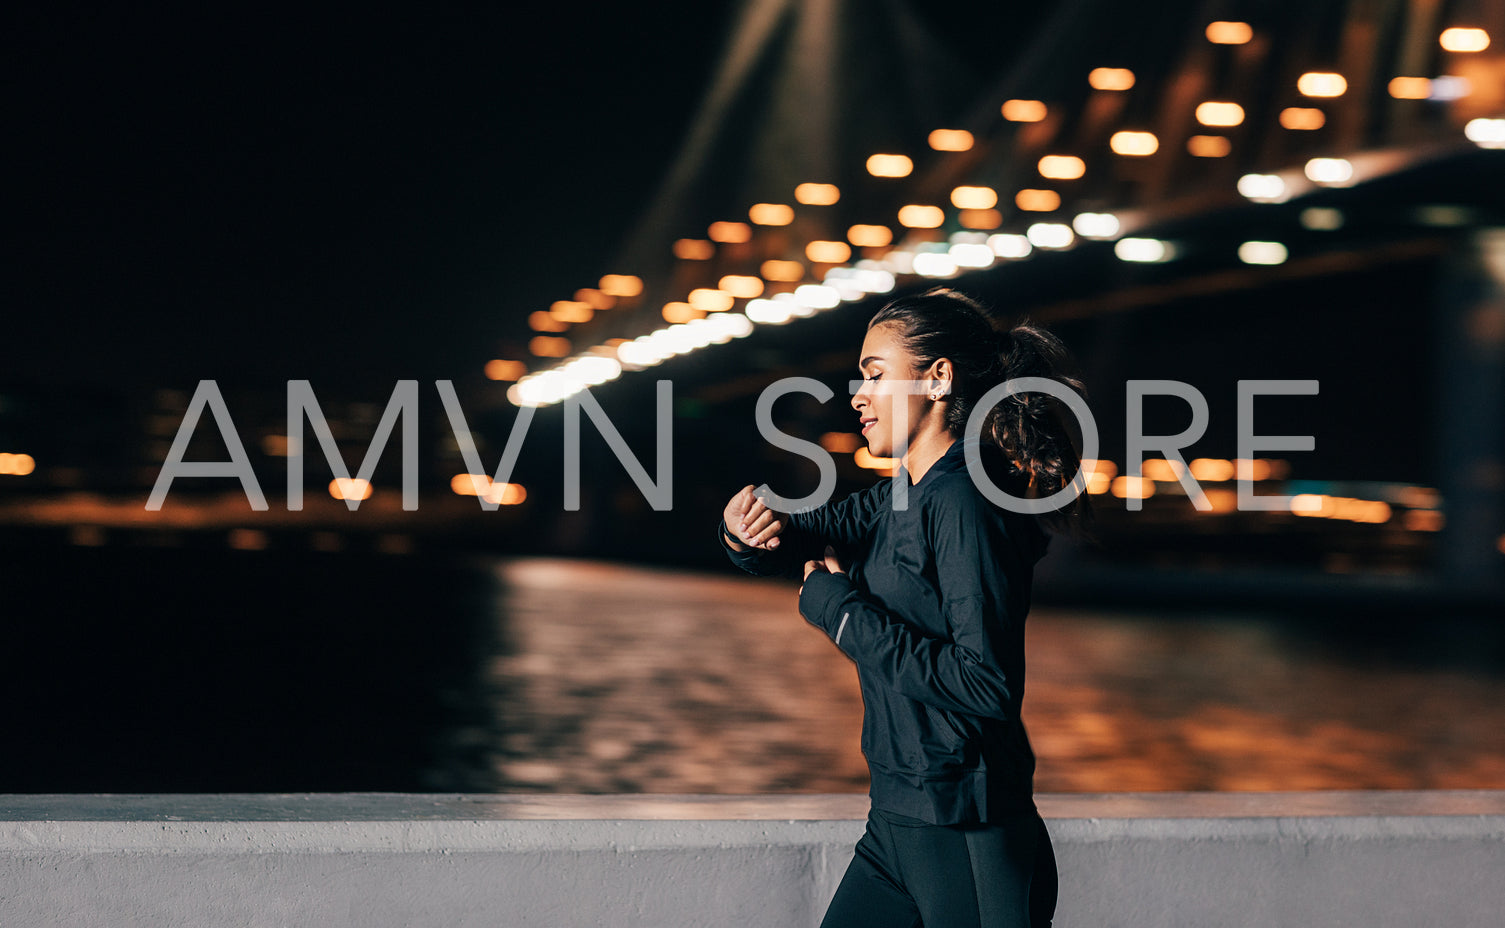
[794, 183, 840, 205]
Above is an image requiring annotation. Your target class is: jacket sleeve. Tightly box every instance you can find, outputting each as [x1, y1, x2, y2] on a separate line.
[797, 478, 1020, 720]
[718, 479, 892, 580]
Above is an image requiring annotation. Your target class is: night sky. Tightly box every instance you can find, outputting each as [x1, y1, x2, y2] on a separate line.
[8, 5, 734, 390]
[7, 4, 1047, 393]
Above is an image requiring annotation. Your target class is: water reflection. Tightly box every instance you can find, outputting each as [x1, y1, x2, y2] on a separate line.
[1024, 610, 1505, 791]
[477, 559, 1505, 794]
[2, 546, 1500, 793]
[482, 559, 867, 793]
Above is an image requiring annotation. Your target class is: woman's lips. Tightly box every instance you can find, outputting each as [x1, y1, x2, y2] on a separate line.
[861, 419, 876, 434]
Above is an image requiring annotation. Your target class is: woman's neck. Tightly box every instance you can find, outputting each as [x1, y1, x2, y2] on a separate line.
[901, 429, 957, 485]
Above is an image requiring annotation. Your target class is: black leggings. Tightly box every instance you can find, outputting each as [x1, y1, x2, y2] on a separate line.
[820, 807, 1057, 928]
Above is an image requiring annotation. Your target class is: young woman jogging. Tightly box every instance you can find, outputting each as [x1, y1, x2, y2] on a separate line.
[718, 287, 1091, 927]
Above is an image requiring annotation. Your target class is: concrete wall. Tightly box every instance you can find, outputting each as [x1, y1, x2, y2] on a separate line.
[3, 792, 1502, 927]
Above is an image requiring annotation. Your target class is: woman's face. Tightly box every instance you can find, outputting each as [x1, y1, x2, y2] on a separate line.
[851, 323, 933, 459]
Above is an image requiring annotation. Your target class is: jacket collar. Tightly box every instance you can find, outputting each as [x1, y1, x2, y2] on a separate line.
[898, 435, 982, 487]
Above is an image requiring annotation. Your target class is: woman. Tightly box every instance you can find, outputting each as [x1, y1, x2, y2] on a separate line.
[718, 288, 1092, 928]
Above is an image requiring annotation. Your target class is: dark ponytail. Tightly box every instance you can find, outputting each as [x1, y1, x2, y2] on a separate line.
[867, 287, 1095, 539]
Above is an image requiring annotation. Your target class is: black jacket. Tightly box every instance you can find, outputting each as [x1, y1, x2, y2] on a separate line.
[719, 436, 1051, 824]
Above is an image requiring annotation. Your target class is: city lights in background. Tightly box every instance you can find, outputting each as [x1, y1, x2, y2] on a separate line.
[494, 12, 1501, 419]
[1114, 238, 1174, 263]
[549, 300, 592, 323]
[688, 288, 734, 312]
[1428, 76, 1472, 101]
[819, 431, 861, 454]
[951, 186, 998, 209]
[449, 473, 488, 496]
[1305, 157, 1355, 185]
[1089, 67, 1135, 90]
[912, 252, 959, 277]
[1039, 155, 1086, 179]
[761, 259, 805, 281]
[484, 359, 527, 382]
[1205, 21, 1253, 44]
[806, 240, 853, 264]
[450, 474, 527, 505]
[866, 154, 914, 177]
[794, 182, 840, 205]
[847, 224, 893, 247]
[1111, 475, 1155, 500]
[747, 285, 844, 320]
[0, 452, 37, 476]
[1195, 101, 1245, 126]
[1298, 72, 1348, 97]
[1015, 189, 1062, 211]
[897, 204, 945, 228]
[1290, 495, 1392, 523]
[1001, 99, 1047, 122]
[1081, 459, 1116, 494]
[1237, 173, 1288, 203]
[988, 233, 1032, 258]
[718, 275, 764, 298]
[1110, 131, 1159, 155]
[948, 239, 995, 269]
[576, 288, 613, 310]
[1026, 223, 1074, 249]
[748, 203, 794, 225]
[1439, 27, 1490, 52]
[485, 483, 528, 506]
[514, 345, 647, 405]
[1236, 459, 1284, 481]
[1388, 77, 1431, 99]
[1187, 135, 1232, 157]
[707, 221, 752, 243]
[824, 266, 896, 298]
[1188, 458, 1235, 481]
[1280, 107, 1327, 130]
[329, 477, 373, 502]
[1465, 118, 1505, 149]
[1072, 212, 1120, 239]
[854, 447, 897, 472]
[959, 209, 1003, 229]
[928, 129, 974, 151]
[1238, 241, 1289, 265]
[598, 274, 643, 297]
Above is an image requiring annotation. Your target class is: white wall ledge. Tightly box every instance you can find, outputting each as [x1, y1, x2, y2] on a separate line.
[4, 791, 1503, 927]
[7, 789, 1505, 821]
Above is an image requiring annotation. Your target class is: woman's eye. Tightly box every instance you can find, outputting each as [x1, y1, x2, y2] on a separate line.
[866, 373, 882, 381]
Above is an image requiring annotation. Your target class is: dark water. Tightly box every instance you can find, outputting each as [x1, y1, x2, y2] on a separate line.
[2, 542, 1502, 793]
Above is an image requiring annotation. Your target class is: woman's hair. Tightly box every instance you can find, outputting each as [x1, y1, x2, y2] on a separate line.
[867, 287, 1096, 539]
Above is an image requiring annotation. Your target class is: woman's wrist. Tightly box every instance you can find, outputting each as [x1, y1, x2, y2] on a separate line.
[721, 520, 750, 552]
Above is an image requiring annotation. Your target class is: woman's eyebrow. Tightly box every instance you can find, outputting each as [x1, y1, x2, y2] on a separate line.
[858, 355, 884, 371]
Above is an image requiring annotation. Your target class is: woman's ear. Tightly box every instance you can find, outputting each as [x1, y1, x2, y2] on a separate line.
[930, 358, 954, 394]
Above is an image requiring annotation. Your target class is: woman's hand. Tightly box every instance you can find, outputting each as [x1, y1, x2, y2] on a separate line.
[723, 484, 788, 550]
[801, 546, 846, 588]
